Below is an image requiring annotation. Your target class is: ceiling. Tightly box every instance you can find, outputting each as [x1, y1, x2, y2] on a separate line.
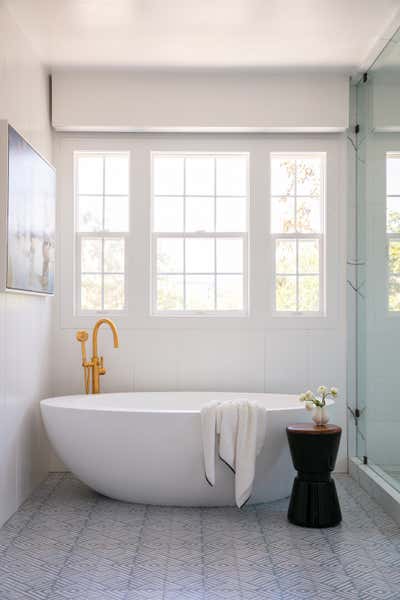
[5, 0, 400, 72]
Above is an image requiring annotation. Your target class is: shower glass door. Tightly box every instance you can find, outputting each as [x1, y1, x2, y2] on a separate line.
[355, 27, 400, 491]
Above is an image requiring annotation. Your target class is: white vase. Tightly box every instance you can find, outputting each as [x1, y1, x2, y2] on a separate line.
[312, 406, 329, 426]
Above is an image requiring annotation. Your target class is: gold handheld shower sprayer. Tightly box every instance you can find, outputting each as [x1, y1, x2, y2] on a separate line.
[76, 319, 119, 394]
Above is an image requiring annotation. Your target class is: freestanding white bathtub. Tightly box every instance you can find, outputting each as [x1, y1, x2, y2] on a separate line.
[41, 391, 312, 507]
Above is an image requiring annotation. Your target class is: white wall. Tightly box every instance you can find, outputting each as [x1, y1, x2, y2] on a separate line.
[0, 0, 53, 525]
[52, 70, 349, 133]
[51, 132, 348, 472]
[50, 71, 349, 476]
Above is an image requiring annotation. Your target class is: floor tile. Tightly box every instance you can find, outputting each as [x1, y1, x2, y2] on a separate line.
[0, 474, 398, 599]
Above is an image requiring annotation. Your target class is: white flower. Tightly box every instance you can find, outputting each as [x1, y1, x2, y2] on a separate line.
[318, 385, 327, 395]
[330, 387, 338, 397]
[305, 401, 314, 411]
[305, 390, 314, 401]
[299, 393, 306, 402]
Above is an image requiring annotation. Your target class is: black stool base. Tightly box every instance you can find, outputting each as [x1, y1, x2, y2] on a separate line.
[288, 477, 342, 528]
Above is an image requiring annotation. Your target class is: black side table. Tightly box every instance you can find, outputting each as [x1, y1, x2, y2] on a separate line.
[286, 423, 342, 528]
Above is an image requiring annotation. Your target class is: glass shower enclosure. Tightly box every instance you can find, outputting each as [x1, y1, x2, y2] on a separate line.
[353, 26, 400, 492]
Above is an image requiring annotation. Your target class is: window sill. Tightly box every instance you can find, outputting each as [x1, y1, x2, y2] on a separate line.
[151, 310, 249, 318]
[272, 311, 326, 318]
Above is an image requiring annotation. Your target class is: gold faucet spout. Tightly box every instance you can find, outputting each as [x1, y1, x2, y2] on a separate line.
[92, 318, 119, 358]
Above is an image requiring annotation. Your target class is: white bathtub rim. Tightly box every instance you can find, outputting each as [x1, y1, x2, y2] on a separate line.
[41, 390, 334, 415]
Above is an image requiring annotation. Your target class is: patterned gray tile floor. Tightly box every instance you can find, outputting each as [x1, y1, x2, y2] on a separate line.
[0, 473, 399, 600]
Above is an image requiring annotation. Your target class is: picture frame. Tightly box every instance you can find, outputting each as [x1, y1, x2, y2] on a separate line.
[0, 121, 56, 295]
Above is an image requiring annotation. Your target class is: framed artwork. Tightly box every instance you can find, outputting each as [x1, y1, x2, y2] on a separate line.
[0, 121, 56, 295]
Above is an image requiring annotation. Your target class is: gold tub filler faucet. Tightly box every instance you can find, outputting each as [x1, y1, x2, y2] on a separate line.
[76, 318, 119, 394]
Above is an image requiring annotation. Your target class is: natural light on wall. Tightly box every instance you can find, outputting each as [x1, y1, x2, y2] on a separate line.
[271, 153, 325, 314]
[387, 153, 400, 311]
[151, 153, 248, 314]
[75, 152, 129, 313]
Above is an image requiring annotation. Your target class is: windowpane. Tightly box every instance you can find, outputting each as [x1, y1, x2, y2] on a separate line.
[299, 276, 319, 311]
[185, 238, 214, 273]
[78, 195, 103, 232]
[389, 240, 400, 274]
[157, 275, 184, 311]
[387, 157, 400, 195]
[104, 274, 124, 310]
[157, 238, 183, 273]
[186, 275, 215, 310]
[152, 153, 248, 313]
[216, 156, 247, 196]
[296, 158, 321, 197]
[154, 196, 183, 232]
[271, 197, 295, 233]
[386, 155, 400, 312]
[185, 157, 214, 195]
[76, 152, 128, 314]
[299, 240, 319, 274]
[216, 238, 243, 273]
[217, 275, 243, 310]
[185, 196, 214, 232]
[271, 159, 295, 196]
[387, 197, 400, 233]
[153, 156, 184, 195]
[296, 197, 321, 233]
[81, 274, 102, 310]
[105, 155, 129, 195]
[216, 196, 246, 232]
[104, 239, 124, 273]
[272, 154, 324, 315]
[104, 196, 129, 232]
[389, 276, 400, 311]
[77, 156, 103, 194]
[276, 276, 296, 311]
[276, 240, 296, 274]
[81, 239, 102, 273]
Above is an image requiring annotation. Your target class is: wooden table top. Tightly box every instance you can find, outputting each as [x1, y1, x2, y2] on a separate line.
[286, 423, 342, 435]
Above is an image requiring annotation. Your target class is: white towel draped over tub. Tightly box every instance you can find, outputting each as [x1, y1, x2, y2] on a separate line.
[200, 399, 267, 508]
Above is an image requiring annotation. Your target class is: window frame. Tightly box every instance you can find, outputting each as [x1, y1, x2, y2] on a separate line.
[270, 151, 327, 318]
[74, 150, 130, 316]
[57, 135, 341, 332]
[150, 151, 250, 317]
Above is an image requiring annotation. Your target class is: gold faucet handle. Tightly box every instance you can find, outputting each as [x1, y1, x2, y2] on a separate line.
[99, 356, 106, 375]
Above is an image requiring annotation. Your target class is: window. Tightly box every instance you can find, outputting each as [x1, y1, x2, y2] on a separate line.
[75, 152, 129, 313]
[271, 153, 325, 314]
[151, 153, 248, 314]
[387, 153, 400, 311]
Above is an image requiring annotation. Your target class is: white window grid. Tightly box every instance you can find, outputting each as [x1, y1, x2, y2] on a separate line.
[271, 152, 326, 316]
[74, 151, 130, 315]
[386, 152, 400, 313]
[151, 153, 249, 316]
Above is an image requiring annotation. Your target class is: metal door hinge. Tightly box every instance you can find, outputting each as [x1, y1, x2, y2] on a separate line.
[348, 406, 362, 419]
